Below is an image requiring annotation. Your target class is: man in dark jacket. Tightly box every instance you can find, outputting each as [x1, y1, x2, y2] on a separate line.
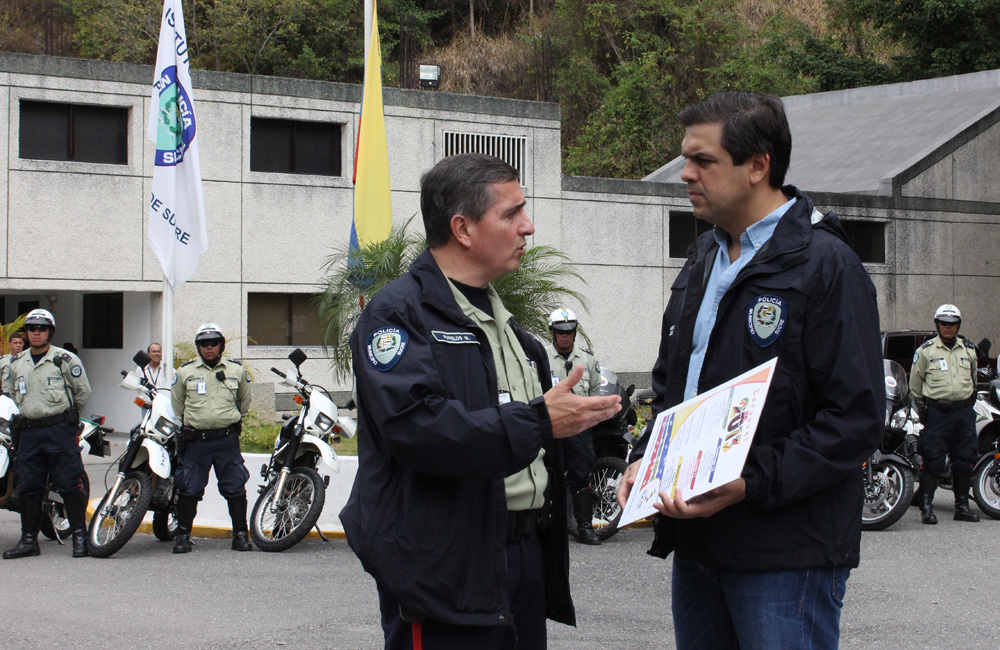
[617, 92, 883, 650]
[342, 153, 621, 650]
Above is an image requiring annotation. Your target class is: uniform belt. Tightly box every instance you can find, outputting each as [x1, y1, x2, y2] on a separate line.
[506, 508, 540, 543]
[21, 412, 71, 429]
[192, 423, 240, 440]
[929, 397, 975, 411]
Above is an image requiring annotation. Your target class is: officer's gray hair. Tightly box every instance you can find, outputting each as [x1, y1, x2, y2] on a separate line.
[420, 153, 521, 249]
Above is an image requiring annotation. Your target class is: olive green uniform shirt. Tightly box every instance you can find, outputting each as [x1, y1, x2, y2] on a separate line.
[909, 335, 977, 401]
[2, 346, 91, 419]
[544, 343, 601, 398]
[171, 356, 252, 430]
[447, 280, 548, 512]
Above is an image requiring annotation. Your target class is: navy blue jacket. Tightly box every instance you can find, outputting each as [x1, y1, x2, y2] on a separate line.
[341, 249, 574, 627]
[633, 187, 884, 571]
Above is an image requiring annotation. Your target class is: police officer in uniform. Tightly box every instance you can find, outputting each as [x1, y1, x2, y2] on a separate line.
[171, 323, 253, 553]
[911, 304, 980, 524]
[544, 308, 604, 545]
[0, 331, 27, 390]
[2, 309, 91, 559]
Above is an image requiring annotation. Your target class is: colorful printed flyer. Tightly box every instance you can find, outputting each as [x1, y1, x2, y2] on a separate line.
[619, 358, 778, 527]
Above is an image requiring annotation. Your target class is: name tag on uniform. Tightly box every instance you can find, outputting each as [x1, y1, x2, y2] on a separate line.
[197, 381, 207, 394]
[498, 391, 511, 405]
[16, 378, 26, 395]
[940, 359, 948, 371]
[550, 372, 560, 386]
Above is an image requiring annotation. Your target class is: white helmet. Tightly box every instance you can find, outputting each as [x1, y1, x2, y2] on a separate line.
[548, 307, 578, 332]
[933, 304, 962, 324]
[194, 322, 225, 353]
[24, 308, 56, 330]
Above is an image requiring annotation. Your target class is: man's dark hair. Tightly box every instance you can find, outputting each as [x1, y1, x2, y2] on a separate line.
[148, 342, 162, 352]
[9, 331, 26, 344]
[678, 92, 791, 189]
[420, 153, 521, 248]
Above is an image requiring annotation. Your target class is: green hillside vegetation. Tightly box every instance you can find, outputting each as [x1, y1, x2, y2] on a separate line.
[4, 0, 998, 178]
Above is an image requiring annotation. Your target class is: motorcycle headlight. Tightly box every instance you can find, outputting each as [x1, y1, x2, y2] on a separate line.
[154, 416, 179, 438]
[314, 412, 334, 433]
[890, 408, 908, 429]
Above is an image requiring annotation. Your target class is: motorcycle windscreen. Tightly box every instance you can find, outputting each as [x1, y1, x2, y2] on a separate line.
[883, 359, 909, 410]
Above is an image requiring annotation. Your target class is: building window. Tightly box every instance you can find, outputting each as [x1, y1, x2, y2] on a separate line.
[668, 211, 712, 258]
[83, 293, 124, 349]
[248, 293, 324, 346]
[443, 132, 526, 185]
[250, 118, 342, 176]
[841, 220, 886, 264]
[19, 100, 128, 164]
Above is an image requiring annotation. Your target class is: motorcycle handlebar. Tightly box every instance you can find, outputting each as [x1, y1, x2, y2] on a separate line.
[271, 367, 287, 378]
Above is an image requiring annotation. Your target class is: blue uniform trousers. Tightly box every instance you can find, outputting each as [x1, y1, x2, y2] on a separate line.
[174, 433, 250, 500]
[16, 421, 86, 499]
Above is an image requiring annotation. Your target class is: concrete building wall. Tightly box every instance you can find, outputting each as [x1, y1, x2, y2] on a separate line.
[901, 117, 1000, 203]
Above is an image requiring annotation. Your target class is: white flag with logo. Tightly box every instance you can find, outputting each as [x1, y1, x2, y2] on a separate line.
[147, 0, 207, 290]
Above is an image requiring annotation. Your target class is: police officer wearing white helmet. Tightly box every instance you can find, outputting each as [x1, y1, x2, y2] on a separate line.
[171, 323, 253, 553]
[1, 309, 92, 559]
[910, 304, 981, 524]
[544, 308, 604, 545]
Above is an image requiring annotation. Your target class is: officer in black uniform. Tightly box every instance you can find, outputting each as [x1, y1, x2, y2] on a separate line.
[910, 304, 981, 524]
[2, 309, 92, 559]
[171, 323, 253, 553]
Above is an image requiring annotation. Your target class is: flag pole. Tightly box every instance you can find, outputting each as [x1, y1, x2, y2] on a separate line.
[163, 278, 174, 386]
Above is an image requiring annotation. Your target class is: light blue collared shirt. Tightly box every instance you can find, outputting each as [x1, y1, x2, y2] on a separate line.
[683, 197, 796, 400]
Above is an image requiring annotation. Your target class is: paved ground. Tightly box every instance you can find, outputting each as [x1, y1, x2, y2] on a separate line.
[0, 459, 996, 649]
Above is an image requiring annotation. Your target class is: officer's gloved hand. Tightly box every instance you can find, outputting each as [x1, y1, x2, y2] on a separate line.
[912, 396, 927, 422]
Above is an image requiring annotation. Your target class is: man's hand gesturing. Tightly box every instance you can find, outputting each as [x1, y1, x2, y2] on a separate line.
[544, 364, 621, 439]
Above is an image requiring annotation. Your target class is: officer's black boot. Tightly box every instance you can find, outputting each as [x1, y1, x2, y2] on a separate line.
[62, 489, 90, 558]
[953, 474, 980, 522]
[3, 496, 42, 559]
[173, 495, 197, 554]
[572, 488, 601, 546]
[918, 479, 938, 525]
[227, 495, 253, 552]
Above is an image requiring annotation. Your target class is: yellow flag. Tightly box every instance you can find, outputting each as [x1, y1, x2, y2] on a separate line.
[352, 0, 392, 247]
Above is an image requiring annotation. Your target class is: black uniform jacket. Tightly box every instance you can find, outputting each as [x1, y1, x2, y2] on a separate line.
[341, 249, 575, 628]
[632, 187, 884, 571]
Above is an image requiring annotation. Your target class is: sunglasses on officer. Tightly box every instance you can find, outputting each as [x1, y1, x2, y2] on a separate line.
[25, 324, 49, 332]
[197, 339, 222, 348]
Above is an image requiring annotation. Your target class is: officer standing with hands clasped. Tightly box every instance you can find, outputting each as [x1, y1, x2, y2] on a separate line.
[171, 323, 253, 553]
[2, 309, 92, 559]
[910, 304, 981, 524]
[544, 308, 604, 545]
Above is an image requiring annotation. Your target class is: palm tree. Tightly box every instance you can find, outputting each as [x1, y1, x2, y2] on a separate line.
[315, 217, 588, 379]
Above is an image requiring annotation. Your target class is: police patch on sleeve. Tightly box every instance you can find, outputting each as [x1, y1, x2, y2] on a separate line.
[747, 295, 787, 348]
[367, 327, 408, 372]
[913, 351, 920, 366]
[70, 365, 83, 378]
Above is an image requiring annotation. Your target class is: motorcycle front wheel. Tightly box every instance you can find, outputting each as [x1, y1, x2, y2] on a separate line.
[862, 460, 914, 531]
[250, 467, 326, 552]
[568, 456, 628, 542]
[87, 471, 153, 558]
[41, 473, 91, 541]
[972, 457, 1000, 519]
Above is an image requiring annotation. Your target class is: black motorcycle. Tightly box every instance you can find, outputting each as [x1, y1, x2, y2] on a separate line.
[567, 366, 636, 542]
[862, 360, 920, 531]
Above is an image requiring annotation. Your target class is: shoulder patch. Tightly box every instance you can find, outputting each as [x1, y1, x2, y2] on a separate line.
[181, 359, 196, 367]
[61, 353, 71, 361]
[70, 365, 83, 378]
[919, 340, 933, 349]
[172, 374, 178, 386]
[230, 358, 243, 365]
[367, 327, 408, 372]
[913, 351, 920, 366]
[245, 370, 252, 383]
[584, 349, 594, 356]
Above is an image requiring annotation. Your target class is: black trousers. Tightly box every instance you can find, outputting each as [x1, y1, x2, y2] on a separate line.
[16, 421, 86, 499]
[564, 429, 596, 494]
[919, 406, 977, 478]
[174, 433, 250, 500]
[379, 531, 547, 650]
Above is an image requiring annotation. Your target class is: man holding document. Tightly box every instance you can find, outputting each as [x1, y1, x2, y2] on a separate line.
[618, 92, 883, 650]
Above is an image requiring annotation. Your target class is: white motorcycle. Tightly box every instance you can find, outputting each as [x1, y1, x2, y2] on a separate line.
[88, 350, 181, 558]
[250, 348, 356, 552]
[0, 393, 112, 542]
[971, 374, 1000, 518]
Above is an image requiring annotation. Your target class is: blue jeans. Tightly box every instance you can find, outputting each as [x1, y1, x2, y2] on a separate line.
[672, 556, 850, 650]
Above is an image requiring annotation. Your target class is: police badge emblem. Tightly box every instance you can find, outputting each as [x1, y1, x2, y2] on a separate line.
[747, 295, 788, 347]
[367, 327, 409, 372]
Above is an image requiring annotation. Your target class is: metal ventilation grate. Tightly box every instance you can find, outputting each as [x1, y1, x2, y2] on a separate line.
[443, 132, 526, 185]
